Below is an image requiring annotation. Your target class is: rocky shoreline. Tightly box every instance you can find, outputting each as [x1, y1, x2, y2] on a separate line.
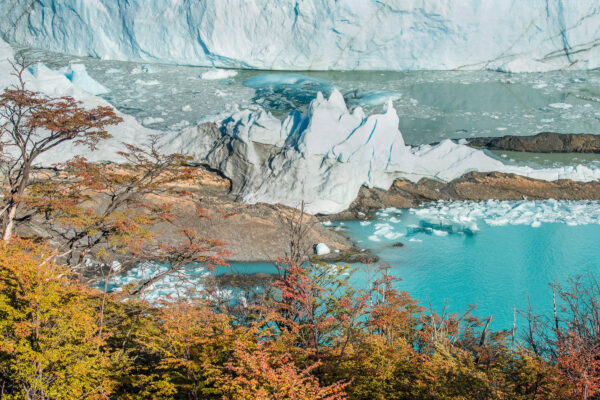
[327, 171, 600, 220]
[21, 135, 600, 264]
[131, 166, 600, 262]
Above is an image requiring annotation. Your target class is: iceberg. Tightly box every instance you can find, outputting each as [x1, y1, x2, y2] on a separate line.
[58, 64, 109, 95]
[1, 0, 599, 72]
[168, 88, 600, 215]
[201, 69, 238, 80]
[314, 243, 331, 255]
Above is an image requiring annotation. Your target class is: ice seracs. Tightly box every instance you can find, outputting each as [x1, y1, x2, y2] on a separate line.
[2, 0, 599, 72]
[172, 89, 600, 215]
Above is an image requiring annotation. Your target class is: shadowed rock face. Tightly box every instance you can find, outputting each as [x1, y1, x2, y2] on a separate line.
[467, 132, 600, 153]
[328, 171, 600, 219]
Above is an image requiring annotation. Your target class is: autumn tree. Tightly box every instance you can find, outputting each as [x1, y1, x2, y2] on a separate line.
[525, 274, 600, 400]
[0, 239, 115, 399]
[0, 57, 122, 241]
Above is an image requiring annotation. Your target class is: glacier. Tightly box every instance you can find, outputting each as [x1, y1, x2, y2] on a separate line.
[169, 90, 600, 214]
[1, 38, 600, 215]
[1, 0, 599, 72]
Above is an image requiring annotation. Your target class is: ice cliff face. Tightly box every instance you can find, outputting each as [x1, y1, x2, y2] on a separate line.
[1, 0, 599, 71]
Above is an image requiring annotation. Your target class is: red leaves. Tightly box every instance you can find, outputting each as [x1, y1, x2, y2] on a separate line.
[556, 331, 600, 399]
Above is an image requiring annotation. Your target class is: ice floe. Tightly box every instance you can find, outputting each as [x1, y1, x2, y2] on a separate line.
[412, 200, 600, 228]
[201, 69, 238, 80]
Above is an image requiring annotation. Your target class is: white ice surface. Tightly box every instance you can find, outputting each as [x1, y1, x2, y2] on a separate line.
[315, 243, 331, 255]
[2, 0, 599, 72]
[171, 88, 600, 214]
[0, 39, 159, 165]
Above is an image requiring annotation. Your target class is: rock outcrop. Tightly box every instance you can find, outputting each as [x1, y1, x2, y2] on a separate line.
[19, 166, 353, 262]
[468, 132, 600, 153]
[329, 171, 600, 219]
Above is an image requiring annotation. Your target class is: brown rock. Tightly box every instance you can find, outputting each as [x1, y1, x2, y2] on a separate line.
[467, 132, 600, 153]
[329, 171, 600, 217]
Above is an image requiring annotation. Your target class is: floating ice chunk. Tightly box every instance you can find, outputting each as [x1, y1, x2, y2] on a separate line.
[110, 260, 122, 272]
[419, 217, 479, 235]
[58, 64, 109, 95]
[360, 221, 372, 226]
[368, 235, 381, 242]
[412, 200, 600, 228]
[106, 68, 122, 74]
[344, 89, 401, 107]
[131, 64, 160, 74]
[141, 64, 160, 73]
[135, 79, 160, 86]
[314, 243, 331, 255]
[548, 103, 573, 109]
[201, 69, 238, 80]
[322, 221, 332, 226]
[182, 105, 192, 112]
[142, 117, 164, 125]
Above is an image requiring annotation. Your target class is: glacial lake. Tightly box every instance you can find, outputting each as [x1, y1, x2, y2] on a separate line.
[108, 200, 600, 332]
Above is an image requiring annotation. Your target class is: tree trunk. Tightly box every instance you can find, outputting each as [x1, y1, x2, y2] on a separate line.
[2, 162, 31, 241]
[2, 203, 17, 241]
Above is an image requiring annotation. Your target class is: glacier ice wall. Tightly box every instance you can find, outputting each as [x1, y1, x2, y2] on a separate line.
[1, 0, 599, 71]
[168, 90, 600, 214]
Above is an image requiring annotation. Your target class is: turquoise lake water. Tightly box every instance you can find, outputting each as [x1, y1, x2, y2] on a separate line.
[110, 201, 600, 332]
[330, 210, 600, 331]
[221, 201, 600, 331]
